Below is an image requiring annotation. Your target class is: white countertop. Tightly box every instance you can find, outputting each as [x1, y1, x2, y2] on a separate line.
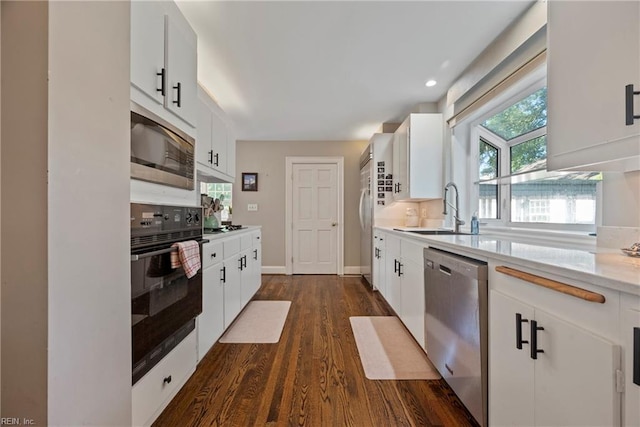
[203, 225, 261, 241]
[378, 226, 640, 296]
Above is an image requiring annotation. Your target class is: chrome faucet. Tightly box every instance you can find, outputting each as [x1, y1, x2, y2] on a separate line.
[443, 182, 465, 233]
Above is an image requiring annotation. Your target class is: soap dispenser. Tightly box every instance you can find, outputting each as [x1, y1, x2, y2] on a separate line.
[470, 211, 479, 235]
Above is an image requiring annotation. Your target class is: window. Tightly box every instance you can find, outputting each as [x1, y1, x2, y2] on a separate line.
[200, 182, 233, 221]
[474, 83, 599, 229]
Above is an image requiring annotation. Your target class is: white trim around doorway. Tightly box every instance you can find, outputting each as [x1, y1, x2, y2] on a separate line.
[285, 156, 344, 276]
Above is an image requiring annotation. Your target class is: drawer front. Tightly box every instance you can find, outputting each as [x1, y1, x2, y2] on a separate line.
[132, 331, 197, 427]
[223, 236, 241, 257]
[202, 241, 223, 269]
[240, 233, 253, 251]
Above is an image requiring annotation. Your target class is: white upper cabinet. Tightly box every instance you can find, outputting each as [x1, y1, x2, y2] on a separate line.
[130, 2, 164, 106]
[130, 1, 197, 133]
[165, 16, 197, 126]
[547, 1, 640, 171]
[392, 113, 443, 200]
[197, 86, 236, 182]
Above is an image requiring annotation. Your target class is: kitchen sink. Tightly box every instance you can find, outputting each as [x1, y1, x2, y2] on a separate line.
[394, 229, 470, 236]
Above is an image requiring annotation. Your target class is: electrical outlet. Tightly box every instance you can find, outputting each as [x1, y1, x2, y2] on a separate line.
[247, 203, 258, 211]
[421, 208, 427, 217]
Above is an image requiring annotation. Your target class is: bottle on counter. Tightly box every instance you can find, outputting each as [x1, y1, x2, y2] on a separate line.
[470, 211, 479, 235]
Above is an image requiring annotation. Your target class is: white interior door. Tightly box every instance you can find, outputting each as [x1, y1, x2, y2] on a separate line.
[292, 163, 338, 274]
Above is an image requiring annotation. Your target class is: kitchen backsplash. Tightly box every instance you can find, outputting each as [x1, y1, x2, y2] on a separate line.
[597, 226, 640, 249]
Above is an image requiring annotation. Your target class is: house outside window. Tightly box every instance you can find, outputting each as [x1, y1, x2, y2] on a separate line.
[473, 82, 600, 230]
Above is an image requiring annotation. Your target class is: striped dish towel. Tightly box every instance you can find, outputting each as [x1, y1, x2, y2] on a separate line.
[170, 241, 201, 279]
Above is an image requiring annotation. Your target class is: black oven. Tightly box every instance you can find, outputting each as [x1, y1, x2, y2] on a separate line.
[130, 203, 206, 384]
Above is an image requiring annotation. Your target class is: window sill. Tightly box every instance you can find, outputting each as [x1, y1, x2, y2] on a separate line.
[474, 225, 596, 250]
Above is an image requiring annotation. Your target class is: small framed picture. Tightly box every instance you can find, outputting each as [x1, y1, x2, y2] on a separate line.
[385, 174, 392, 179]
[385, 186, 393, 192]
[377, 161, 385, 167]
[377, 193, 385, 198]
[377, 167, 384, 173]
[241, 172, 258, 191]
[377, 200, 385, 205]
[378, 186, 384, 192]
[378, 180, 385, 185]
[385, 180, 392, 185]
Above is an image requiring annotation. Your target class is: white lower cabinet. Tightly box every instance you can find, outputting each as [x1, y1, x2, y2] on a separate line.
[382, 233, 424, 348]
[198, 259, 224, 361]
[132, 331, 197, 427]
[223, 252, 242, 328]
[622, 293, 640, 426]
[490, 289, 621, 427]
[398, 240, 425, 349]
[248, 231, 262, 301]
[373, 231, 386, 297]
[384, 233, 402, 315]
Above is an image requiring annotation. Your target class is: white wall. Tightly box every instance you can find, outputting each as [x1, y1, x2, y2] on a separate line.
[47, 2, 132, 426]
[602, 171, 640, 227]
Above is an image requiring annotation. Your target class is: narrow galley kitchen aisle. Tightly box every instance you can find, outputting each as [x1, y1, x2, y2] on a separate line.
[153, 275, 477, 427]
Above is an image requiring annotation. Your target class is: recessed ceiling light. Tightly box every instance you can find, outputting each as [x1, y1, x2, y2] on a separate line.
[425, 80, 437, 87]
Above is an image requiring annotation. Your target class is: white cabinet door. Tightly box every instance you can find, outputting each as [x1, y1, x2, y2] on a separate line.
[198, 262, 224, 361]
[399, 257, 424, 348]
[226, 125, 237, 179]
[165, 15, 197, 127]
[621, 296, 640, 427]
[210, 108, 229, 174]
[490, 289, 621, 427]
[384, 234, 402, 315]
[196, 86, 235, 181]
[196, 97, 213, 169]
[130, 1, 164, 105]
[223, 257, 242, 329]
[547, 1, 640, 171]
[373, 232, 386, 297]
[249, 238, 262, 299]
[489, 290, 535, 427]
[534, 308, 620, 427]
[392, 114, 443, 200]
[239, 249, 252, 308]
[392, 120, 409, 200]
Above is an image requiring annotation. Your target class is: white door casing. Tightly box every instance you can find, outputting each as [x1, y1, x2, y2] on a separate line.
[285, 157, 344, 275]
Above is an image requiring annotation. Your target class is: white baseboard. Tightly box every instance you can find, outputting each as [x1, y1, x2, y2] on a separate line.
[262, 266, 286, 275]
[343, 266, 362, 276]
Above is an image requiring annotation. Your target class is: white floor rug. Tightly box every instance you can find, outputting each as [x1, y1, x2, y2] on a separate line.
[219, 300, 291, 343]
[350, 316, 441, 380]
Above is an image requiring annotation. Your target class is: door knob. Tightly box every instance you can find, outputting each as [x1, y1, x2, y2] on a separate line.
[332, 222, 337, 226]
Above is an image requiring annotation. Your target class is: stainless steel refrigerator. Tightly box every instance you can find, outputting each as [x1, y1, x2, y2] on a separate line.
[359, 133, 393, 288]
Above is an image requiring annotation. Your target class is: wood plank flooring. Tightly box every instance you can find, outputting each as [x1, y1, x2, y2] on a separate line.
[153, 275, 478, 427]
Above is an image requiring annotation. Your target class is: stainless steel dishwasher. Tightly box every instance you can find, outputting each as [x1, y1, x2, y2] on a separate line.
[424, 247, 488, 427]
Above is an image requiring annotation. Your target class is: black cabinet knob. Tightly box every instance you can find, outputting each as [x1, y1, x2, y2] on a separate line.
[163, 375, 172, 385]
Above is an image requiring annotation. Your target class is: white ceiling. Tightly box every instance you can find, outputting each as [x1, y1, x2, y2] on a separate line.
[177, 1, 534, 141]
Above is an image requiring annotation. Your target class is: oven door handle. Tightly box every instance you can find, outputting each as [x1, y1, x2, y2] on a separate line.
[131, 239, 209, 261]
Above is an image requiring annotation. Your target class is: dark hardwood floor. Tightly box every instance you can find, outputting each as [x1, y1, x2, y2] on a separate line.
[153, 275, 478, 427]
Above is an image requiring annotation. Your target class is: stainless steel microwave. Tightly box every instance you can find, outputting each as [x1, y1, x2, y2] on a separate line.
[130, 102, 195, 190]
